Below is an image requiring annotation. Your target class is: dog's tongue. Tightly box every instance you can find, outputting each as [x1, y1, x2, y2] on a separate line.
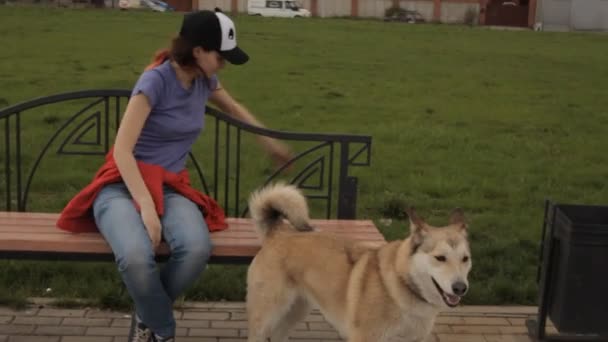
[445, 294, 461, 306]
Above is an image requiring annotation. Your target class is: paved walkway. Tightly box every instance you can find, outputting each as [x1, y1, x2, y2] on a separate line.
[0, 300, 551, 342]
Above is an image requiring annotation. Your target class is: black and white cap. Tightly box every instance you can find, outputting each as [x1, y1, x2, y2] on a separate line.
[179, 9, 249, 65]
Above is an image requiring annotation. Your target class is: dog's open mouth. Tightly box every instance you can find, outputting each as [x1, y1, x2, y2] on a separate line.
[431, 277, 461, 307]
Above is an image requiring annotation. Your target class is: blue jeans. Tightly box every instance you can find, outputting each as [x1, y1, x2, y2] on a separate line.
[93, 182, 212, 338]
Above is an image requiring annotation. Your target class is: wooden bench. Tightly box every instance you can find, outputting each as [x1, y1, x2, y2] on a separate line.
[0, 212, 385, 263]
[0, 89, 380, 265]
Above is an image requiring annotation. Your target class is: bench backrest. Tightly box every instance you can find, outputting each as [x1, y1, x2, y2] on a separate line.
[0, 90, 372, 219]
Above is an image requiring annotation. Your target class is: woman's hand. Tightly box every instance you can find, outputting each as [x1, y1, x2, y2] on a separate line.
[208, 88, 295, 171]
[140, 200, 162, 249]
[267, 140, 294, 170]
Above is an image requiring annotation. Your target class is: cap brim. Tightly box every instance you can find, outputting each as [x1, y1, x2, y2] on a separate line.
[220, 47, 249, 65]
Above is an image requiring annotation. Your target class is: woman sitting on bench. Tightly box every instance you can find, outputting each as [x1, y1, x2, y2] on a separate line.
[57, 9, 291, 342]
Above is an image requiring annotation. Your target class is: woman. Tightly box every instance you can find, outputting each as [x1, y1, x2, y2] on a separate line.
[57, 9, 291, 342]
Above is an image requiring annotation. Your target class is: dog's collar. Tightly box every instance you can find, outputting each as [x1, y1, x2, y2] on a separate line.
[402, 276, 431, 305]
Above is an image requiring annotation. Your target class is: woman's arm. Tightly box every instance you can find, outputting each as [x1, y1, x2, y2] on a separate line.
[209, 84, 292, 167]
[113, 93, 162, 247]
[114, 94, 154, 207]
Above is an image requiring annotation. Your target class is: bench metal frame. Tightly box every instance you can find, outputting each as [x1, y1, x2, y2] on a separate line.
[1, 89, 372, 216]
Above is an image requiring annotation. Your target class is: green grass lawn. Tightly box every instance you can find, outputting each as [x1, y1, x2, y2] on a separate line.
[1, 6, 607, 310]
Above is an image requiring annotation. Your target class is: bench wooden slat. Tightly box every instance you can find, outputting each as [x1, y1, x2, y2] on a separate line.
[0, 211, 385, 262]
[0, 224, 381, 235]
[0, 215, 380, 231]
[0, 226, 386, 242]
[0, 212, 60, 219]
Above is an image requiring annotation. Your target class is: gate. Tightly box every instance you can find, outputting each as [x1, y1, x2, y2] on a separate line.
[485, 0, 530, 27]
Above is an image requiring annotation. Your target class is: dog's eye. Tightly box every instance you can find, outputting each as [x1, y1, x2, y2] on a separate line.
[462, 256, 469, 263]
[435, 256, 446, 262]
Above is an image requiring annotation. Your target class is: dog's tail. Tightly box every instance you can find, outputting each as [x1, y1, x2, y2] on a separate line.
[248, 182, 313, 238]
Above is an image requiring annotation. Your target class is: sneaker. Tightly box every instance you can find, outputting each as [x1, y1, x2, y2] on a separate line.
[128, 313, 152, 342]
[151, 334, 174, 342]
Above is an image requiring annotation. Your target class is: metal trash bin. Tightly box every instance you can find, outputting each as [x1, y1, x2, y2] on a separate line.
[527, 201, 608, 341]
[547, 204, 608, 333]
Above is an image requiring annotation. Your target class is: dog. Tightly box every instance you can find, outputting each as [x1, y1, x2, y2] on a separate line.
[246, 183, 472, 342]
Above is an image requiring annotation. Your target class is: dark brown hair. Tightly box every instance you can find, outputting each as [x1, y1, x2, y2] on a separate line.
[145, 36, 208, 71]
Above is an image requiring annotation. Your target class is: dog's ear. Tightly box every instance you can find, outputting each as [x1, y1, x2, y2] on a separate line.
[405, 207, 428, 244]
[449, 208, 467, 232]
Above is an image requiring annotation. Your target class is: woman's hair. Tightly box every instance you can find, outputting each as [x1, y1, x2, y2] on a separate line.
[145, 36, 206, 71]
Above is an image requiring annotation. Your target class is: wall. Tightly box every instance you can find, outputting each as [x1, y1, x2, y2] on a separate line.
[537, 0, 608, 31]
[198, 0, 483, 23]
[400, 0, 435, 20]
[317, 0, 351, 17]
[358, 0, 392, 18]
[571, 0, 608, 31]
[441, 2, 479, 23]
[198, 0, 233, 11]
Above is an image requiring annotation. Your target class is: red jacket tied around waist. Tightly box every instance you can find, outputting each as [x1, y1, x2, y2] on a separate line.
[56, 149, 228, 233]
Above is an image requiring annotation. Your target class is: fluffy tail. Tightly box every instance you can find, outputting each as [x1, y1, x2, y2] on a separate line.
[248, 182, 313, 238]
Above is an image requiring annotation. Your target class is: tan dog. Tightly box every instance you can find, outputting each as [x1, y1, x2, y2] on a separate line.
[246, 183, 472, 342]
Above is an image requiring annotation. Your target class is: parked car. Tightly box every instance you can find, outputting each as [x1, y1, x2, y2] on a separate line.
[118, 0, 174, 12]
[383, 9, 426, 23]
[247, 0, 311, 18]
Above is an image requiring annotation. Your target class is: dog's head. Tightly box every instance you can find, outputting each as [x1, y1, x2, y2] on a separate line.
[403, 207, 472, 308]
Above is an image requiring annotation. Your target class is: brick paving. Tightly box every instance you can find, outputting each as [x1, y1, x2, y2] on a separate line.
[0, 301, 552, 342]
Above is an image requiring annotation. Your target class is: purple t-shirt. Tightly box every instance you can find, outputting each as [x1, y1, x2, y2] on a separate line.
[130, 60, 218, 173]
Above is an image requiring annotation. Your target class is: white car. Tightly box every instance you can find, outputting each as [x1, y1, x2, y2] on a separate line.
[248, 0, 311, 18]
